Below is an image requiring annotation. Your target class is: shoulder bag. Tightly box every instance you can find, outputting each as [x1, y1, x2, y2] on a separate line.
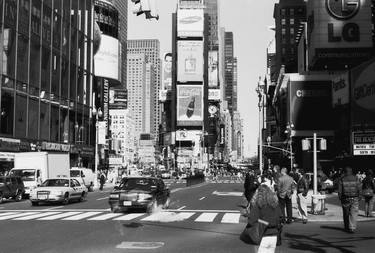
[240, 218, 269, 245]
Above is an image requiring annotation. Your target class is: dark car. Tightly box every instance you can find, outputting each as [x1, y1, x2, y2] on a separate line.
[109, 177, 170, 213]
[0, 176, 25, 203]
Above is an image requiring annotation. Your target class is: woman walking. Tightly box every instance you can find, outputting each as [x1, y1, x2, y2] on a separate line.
[362, 170, 375, 217]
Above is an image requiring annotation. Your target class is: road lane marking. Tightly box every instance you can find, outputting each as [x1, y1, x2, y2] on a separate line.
[221, 213, 241, 223]
[14, 212, 62, 220]
[177, 206, 186, 210]
[96, 197, 109, 201]
[195, 213, 218, 222]
[88, 213, 123, 220]
[63, 212, 102, 220]
[116, 242, 164, 249]
[166, 209, 240, 213]
[212, 191, 243, 197]
[0, 212, 16, 217]
[0, 209, 110, 212]
[44, 206, 64, 210]
[0, 212, 39, 220]
[113, 213, 145, 221]
[199, 197, 206, 200]
[38, 212, 83, 220]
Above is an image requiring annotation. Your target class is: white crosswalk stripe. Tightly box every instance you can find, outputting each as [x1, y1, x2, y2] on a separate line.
[206, 180, 243, 184]
[0, 211, 242, 224]
[195, 212, 218, 222]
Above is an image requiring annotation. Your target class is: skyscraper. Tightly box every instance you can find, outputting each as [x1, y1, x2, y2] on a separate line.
[127, 40, 161, 139]
[224, 31, 235, 115]
[204, 0, 219, 50]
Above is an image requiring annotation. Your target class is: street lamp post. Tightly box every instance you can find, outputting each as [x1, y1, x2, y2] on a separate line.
[256, 80, 264, 174]
[92, 107, 103, 190]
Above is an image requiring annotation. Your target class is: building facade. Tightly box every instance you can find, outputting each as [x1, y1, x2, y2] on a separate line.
[0, 0, 95, 173]
[204, 0, 219, 50]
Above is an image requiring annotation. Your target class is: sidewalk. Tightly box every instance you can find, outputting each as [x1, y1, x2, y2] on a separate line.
[291, 190, 375, 223]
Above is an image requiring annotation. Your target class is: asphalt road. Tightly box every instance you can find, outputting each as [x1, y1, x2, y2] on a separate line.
[1, 180, 375, 253]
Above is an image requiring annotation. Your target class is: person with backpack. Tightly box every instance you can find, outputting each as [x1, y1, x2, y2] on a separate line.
[362, 170, 375, 217]
[338, 166, 362, 233]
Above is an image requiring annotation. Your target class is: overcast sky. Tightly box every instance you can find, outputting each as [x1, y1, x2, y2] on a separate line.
[127, 0, 276, 157]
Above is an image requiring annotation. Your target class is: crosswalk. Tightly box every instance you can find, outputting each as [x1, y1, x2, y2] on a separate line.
[0, 210, 244, 224]
[206, 179, 243, 184]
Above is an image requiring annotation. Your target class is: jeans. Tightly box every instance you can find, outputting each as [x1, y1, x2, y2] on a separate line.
[279, 196, 293, 221]
[341, 198, 359, 230]
[364, 196, 374, 217]
[297, 193, 308, 220]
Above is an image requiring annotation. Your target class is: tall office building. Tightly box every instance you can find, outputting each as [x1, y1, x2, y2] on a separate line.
[143, 63, 155, 134]
[127, 40, 161, 139]
[274, 0, 306, 74]
[204, 0, 219, 50]
[232, 57, 238, 112]
[224, 31, 235, 115]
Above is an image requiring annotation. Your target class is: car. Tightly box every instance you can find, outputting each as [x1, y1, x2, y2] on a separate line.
[29, 177, 88, 206]
[109, 177, 170, 213]
[0, 176, 25, 203]
[70, 167, 96, 192]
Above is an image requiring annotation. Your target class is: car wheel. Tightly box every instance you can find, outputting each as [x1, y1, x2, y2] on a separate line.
[0, 192, 3, 204]
[62, 193, 69, 205]
[31, 201, 39, 206]
[79, 192, 86, 202]
[163, 197, 170, 209]
[15, 190, 22, 202]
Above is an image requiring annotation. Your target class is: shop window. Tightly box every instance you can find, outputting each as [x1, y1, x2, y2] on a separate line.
[2, 28, 16, 78]
[28, 98, 38, 139]
[50, 105, 59, 142]
[15, 94, 27, 138]
[0, 89, 14, 135]
[40, 101, 50, 140]
[60, 107, 69, 143]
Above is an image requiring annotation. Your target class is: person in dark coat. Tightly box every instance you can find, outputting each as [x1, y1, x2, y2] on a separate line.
[362, 170, 375, 217]
[244, 170, 259, 205]
[99, 172, 106, 191]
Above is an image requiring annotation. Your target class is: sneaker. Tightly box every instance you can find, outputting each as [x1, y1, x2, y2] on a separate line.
[348, 229, 355, 234]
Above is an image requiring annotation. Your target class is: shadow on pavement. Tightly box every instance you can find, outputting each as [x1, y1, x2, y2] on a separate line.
[320, 225, 347, 233]
[284, 232, 375, 253]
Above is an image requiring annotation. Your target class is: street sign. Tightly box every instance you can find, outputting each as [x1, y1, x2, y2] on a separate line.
[353, 131, 375, 156]
[353, 150, 375, 156]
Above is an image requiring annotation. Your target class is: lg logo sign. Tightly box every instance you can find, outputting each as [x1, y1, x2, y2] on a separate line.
[326, 0, 361, 43]
[326, 0, 360, 20]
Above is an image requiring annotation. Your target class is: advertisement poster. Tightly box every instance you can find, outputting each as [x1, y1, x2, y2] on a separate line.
[208, 51, 218, 87]
[332, 72, 349, 107]
[351, 59, 375, 127]
[177, 85, 203, 126]
[109, 89, 127, 109]
[94, 35, 120, 81]
[288, 80, 333, 131]
[177, 9, 204, 37]
[162, 52, 173, 90]
[177, 41, 204, 82]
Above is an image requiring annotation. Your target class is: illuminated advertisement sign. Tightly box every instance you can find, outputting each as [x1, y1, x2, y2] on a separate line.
[177, 9, 204, 37]
[208, 51, 218, 88]
[94, 35, 120, 81]
[177, 85, 203, 126]
[288, 80, 333, 131]
[351, 59, 375, 127]
[162, 52, 173, 90]
[332, 72, 349, 106]
[109, 89, 127, 109]
[177, 41, 204, 82]
[208, 89, 221, 101]
[307, 0, 372, 69]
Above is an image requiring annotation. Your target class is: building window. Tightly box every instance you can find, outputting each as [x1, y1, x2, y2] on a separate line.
[281, 19, 286, 25]
[290, 28, 294, 34]
[290, 18, 294, 25]
[2, 28, 17, 79]
[281, 8, 286, 16]
[282, 28, 286, 35]
[40, 102, 50, 140]
[50, 105, 59, 142]
[290, 8, 294, 16]
[15, 94, 27, 138]
[28, 98, 39, 139]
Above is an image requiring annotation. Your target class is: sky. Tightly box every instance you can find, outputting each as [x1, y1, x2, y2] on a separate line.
[127, 0, 276, 157]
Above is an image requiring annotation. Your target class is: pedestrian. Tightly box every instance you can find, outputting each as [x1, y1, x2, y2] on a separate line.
[242, 184, 282, 251]
[296, 169, 309, 224]
[272, 165, 282, 192]
[362, 170, 375, 217]
[277, 167, 294, 224]
[244, 170, 259, 207]
[338, 166, 362, 233]
[99, 172, 106, 191]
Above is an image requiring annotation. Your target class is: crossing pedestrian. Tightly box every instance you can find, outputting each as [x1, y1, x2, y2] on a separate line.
[277, 167, 294, 224]
[338, 166, 362, 233]
[99, 172, 106, 191]
[244, 170, 259, 207]
[362, 170, 375, 217]
[296, 169, 309, 224]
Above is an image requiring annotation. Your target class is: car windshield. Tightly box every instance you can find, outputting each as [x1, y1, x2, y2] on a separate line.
[119, 178, 155, 191]
[70, 170, 80, 177]
[10, 169, 35, 181]
[41, 179, 69, 187]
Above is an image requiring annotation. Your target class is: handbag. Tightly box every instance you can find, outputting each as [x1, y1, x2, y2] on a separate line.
[240, 219, 269, 245]
[363, 188, 374, 197]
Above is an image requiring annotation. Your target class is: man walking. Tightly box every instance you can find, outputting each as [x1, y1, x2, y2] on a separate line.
[296, 169, 309, 224]
[277, 167, 294, 224]
[338, 166, 362, 233]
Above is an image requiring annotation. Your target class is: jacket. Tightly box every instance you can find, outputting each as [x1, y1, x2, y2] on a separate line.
[338, 175, 361, 199]
[362, 176, 375, 192]
[244, 174, 258, 201]
[277, 174, 294, 199]
[247, 204, 282, 237]
[296, 176, 309, 195]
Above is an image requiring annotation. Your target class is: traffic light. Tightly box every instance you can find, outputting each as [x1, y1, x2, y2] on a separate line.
[131, 0, 159, 20]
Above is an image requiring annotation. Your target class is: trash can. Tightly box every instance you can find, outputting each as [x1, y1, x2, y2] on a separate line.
[311, 194, 326, 215]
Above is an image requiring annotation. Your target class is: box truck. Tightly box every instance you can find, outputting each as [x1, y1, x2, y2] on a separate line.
[10, 152, 70, 196]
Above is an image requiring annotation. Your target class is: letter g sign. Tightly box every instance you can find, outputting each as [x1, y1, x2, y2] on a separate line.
[326, 0, 360, 20]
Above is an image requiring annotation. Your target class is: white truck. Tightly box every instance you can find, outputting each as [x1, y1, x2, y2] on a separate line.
[70, 167, 96, 191]
[10, 152, 70, 196]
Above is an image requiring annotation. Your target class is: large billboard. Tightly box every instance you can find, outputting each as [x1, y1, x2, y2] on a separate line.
[177, 9, 204, 37]
[177, 41, 204, 82]
[208, 51, 218, 88]
[307, 0, 372, 70]
[109, 89, 127, 109]
[332, 72, 350, 106]
[351, 59, 375, 128]
[162, 52, 173, 90]
[94, 35, 120, 81]
[288, 80, 333, 131]
[177, 85, 203, 126]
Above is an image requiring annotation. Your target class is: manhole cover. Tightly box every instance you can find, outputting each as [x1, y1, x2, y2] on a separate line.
[116, 242, 165, 249]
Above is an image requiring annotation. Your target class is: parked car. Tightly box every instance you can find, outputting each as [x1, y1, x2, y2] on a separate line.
[0, 176, 25, 203]
[109, 177, 170, 213]
[29, 177, 87, 206]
